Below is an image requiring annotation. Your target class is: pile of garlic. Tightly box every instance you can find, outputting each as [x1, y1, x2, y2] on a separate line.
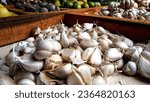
[0, 22, 150, 85]
[98, 0, 150, 21]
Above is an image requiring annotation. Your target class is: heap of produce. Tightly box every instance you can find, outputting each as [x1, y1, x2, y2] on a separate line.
[13, 0, 60, 12]
[52, 0, 101, 9]
[0, 4, 17, 17]
[12, 0, 101, 10]
[98, 0, 150, 21]
[0, 22, 150, 85]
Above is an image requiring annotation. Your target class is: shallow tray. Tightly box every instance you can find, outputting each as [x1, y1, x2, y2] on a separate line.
[0, 12, 149, 46]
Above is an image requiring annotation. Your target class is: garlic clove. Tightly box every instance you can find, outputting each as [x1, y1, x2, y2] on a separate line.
[82, 47, 95, 61]
[78, 31, 91, 40]
[47, 63, 72, 79]
[30, 26, 41, 37]
[5, 51, 19, 67]
[61, 48, 76, 62]
[83, 23, 93, 30]
[36, 39, 61, 52]
[100, 63, 115, 78]
[89, 29, 98, 40]
[115, 58, 124, 70]
[0, 74, 16, 85]
[97, 26, 107, 35]
[98, 39, 109, 52]
[18, 54, 44, 72]
[60, 31, 70, 48]
[77, 65, 92, 85]
[80, 39, 98, 49]
[105, 48, 123, 62]
[44, 54, 63, 70]
[88, 47, 102, 66]
[33, 50, 52, 60]
[13, 71, 35, 82]
[92, 75, 106, 85]
[123, 61, 137, 76]
[25, 37, 35, 43]
[68, 36, 78, 46]
[124, 47, 141, 62]
[122, 36, 134, 47]
[113, 41, 129, 50]
[67, 69, 85, 85]
[138, 54, 150, 79]
[0, 64, 11, 75]
[18, 79, 36, 85]
[37, 71, 65, 85]
[24, 46, 35, 54]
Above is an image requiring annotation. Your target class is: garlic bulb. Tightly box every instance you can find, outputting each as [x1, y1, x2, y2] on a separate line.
[123, 61, 137, 76]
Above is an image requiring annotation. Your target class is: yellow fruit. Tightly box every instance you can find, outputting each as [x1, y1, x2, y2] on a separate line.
[0, 7, 11, 17]
[82, 3, 89, 8]
[79, 0, 87, 3]
[70, 0, 77, 3]
[0, 4, 4, 8]
[75, 1, 84, 5]
[9, 12, 18, 16]
[88, 1, 95, 7]
[55, 0, 61, 7]
[65, 1, 74, 8]
[73, 3, 81, 9]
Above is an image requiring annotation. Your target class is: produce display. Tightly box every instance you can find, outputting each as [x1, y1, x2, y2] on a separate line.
[0, 22, 150, 85]
[55, 0, 101, 8]
[0, 4, 17, 17]
[98, 0, 150, 21]
[13, 0, 60, 12]
[11, 0, 101, 11]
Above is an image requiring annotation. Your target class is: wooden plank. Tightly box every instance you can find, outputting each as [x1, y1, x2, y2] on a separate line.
[0, 13, 65, 46]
